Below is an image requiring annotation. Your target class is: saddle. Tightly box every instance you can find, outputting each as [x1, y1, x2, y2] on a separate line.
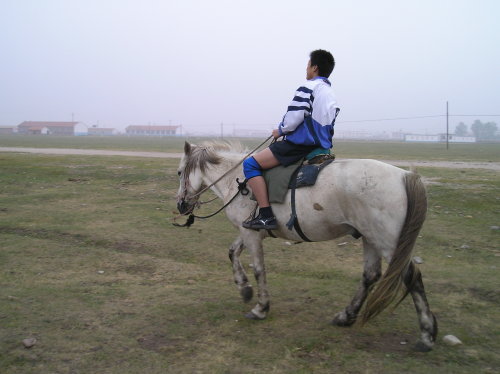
[260, 153, 335, 204]
[251, 152, 335, 242]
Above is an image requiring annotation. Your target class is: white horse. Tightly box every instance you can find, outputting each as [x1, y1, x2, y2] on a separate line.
[176, 141, 438, 352]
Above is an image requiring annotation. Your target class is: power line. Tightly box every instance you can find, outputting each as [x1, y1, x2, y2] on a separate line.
[336, 114, 500, 124]
[184, 113, 500, 130]
[337, 115, 444, 124]
[449, 114, 500, 117]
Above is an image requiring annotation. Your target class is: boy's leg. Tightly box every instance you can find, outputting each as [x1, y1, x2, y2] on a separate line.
[242, 148, 280, 230]
[247, 176, 270, 208]
[253, 148, 281, 169]
[248, 148, 280, 208]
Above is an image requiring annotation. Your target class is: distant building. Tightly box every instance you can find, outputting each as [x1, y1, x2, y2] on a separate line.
[125, 125, 180, 136]
[445, 135, 476, 143]
[335, 130, 372, 139]
[17, 121, 88, 135]
[235, 128, 272, 137]
[405, 134, 440, 142]
[391, 132, 405, 140]
[88, 127, 118, 136]
[405, 134, 476, 143]
[0, 127, 16, 134]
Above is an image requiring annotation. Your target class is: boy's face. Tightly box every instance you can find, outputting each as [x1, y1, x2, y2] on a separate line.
[306, 59, 319, 80]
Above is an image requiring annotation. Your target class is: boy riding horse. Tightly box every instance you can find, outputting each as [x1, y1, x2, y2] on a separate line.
[242, 49, 339, 230]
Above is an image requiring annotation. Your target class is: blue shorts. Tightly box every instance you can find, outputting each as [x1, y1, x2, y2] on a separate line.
[269, 140, 318, 166]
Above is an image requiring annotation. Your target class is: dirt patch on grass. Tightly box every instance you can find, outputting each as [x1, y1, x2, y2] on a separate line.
[422, 177, 496, 189]
[137, 334, 186, 354]
[468, 287, 500, 304]
[1, 147, 498, 170]
[113, 239, 152, 254]
[121, 263, 157, 275]
[349, 331, 417, 354]
[0, 147, 184, 159]
[422, 177, 444, 185]
[0, 226, 156, 255]
[431, 282, 500, 304]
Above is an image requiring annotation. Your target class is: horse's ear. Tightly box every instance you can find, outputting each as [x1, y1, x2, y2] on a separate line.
[184, 141, 192, 155]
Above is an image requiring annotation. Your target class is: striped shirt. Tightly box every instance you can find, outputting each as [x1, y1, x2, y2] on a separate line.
[278, 77, 339, 149]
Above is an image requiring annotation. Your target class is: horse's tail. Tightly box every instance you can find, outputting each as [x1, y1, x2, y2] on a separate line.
[360, 172, 427, 324]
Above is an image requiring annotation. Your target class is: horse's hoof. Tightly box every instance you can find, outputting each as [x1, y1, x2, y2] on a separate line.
[413, 340, 433, 352]
[244, 311, 265, 320]
[240, 286, 253, 303]
[332, 311, 356, 327]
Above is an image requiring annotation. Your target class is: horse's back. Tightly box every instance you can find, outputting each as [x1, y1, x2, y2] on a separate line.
[328, 158, 407, 182]
[323, 159, 408, 198]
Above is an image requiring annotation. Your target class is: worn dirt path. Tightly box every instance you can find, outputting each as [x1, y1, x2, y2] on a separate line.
[1, 146, 499, 170]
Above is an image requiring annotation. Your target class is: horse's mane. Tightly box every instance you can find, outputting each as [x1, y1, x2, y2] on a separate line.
[184, 140, 246, 176]
[201, 140, 247, 154]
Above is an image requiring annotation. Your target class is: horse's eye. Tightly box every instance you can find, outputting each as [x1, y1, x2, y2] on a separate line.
[177, 171, 181, 176]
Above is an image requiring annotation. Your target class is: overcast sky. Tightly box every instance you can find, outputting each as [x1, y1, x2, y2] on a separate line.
[1, 0, 499, 135]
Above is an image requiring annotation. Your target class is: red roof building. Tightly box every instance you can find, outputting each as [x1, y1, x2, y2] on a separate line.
[17, 121, 88, 135]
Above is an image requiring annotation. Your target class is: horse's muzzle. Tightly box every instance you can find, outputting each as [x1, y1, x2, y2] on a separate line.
[177, 200, 191, 215]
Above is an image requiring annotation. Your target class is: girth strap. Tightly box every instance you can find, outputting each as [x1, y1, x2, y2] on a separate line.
[286, 165, 312, 242]
[267, 229, 277, 238]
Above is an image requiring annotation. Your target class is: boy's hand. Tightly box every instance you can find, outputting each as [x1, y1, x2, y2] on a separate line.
[272, 129, 281, 139]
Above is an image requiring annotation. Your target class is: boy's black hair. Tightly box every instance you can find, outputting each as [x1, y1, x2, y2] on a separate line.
[310, 49, 335, 78]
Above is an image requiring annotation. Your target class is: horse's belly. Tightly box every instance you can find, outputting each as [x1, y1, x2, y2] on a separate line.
[271, 220, 352, 242]
[272, 191, 352, 242]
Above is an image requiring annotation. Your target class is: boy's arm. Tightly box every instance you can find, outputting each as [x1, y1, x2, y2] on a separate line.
[278, 86, 313, 135]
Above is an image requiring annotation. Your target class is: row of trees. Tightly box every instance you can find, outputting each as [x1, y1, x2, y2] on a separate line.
[455, 120, 498, 140]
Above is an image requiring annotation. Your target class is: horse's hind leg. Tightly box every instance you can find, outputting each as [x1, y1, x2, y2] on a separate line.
[405, 262, 438, 352]
[228, 236, 253, 303]
[332, 240, 381, 326]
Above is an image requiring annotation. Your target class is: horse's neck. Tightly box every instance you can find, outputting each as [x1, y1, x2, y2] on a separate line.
[202, 154, 243, 201]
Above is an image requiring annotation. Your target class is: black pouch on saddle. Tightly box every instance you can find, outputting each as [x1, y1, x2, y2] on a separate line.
[291, 159, 334, 189]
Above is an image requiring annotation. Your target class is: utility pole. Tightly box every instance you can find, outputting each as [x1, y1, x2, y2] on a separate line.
[220, 122, 223, 139]
[446, 101, 449, 150]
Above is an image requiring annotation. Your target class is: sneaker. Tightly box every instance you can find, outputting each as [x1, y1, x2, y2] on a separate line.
[242, 214, 278, 230]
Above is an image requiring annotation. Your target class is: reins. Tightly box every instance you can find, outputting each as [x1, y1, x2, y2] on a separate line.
[188, 135, 273, 200]
[173, 178, 250, 227]
[173, 135, 274, 227]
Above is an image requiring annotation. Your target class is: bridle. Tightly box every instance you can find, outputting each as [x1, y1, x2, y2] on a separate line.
[173, 135, 274, 227]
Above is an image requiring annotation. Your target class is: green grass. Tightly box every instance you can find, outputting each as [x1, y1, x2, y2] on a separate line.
[0, 152, 499, 373]
[1, 134, 499, 162]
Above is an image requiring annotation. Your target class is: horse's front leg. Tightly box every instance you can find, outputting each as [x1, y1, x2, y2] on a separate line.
[241, 230, 269, 320]
[228, 236, 253, 303]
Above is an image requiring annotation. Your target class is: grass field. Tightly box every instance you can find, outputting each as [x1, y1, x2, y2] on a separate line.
[1, 134, 499, 162]
[0, 143, 499, 373]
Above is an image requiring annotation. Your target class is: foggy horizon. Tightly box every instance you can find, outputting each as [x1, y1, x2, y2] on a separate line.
[1, 0, 499, 136]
